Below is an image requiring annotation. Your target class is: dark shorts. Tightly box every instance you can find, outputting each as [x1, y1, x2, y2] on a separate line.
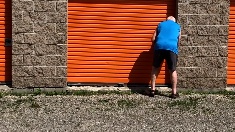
[153, 49, 178, 71]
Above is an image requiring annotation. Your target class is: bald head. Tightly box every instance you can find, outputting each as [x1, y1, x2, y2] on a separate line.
[167, 16, 176, 22]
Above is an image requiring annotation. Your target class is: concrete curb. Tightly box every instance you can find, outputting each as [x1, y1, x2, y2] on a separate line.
[0, 85, 234, 94]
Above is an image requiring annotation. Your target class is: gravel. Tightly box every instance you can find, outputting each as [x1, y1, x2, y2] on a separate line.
[0, 92, 235, 132]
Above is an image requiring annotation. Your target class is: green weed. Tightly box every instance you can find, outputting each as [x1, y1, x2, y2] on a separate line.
[181, 90, 235, 96]
[117, 99, 139, 108]
[168, 97, 200, 110]
[0, 92, 3, 98]
[8, 96, 40, 109]
[98, 99, 110, 103]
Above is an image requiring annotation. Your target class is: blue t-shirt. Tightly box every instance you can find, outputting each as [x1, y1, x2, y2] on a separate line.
[154, 20, 181, 54]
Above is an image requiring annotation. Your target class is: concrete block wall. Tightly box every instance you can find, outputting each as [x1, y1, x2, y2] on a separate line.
[12, 0, 67, 88]
[177, 0, 229, 89]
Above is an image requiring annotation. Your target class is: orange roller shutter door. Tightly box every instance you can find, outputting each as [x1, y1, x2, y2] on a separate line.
[0, 0, 11, 82]
[228, 1, 235, 85]
[68, 0, 176, 84]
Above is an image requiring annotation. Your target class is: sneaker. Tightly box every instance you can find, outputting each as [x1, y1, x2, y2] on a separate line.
[149, 90, 155, 97]
[169, 93, 179, 99]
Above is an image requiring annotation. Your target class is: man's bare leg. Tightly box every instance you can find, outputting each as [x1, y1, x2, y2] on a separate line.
[151, 66, 161, 91]
[170, 70, 177, 94]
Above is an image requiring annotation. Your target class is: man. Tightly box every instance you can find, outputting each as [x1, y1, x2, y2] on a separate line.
[150, 16, 181, 98]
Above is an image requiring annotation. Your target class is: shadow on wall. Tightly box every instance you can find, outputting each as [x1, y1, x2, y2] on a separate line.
[127, 41, 171, 92]
[4, 0, 12, 86]
[128, 42, 154, 85]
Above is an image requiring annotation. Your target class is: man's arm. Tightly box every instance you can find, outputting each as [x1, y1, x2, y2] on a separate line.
[152, 29, 157, 43]
[177, 29, 181, 47]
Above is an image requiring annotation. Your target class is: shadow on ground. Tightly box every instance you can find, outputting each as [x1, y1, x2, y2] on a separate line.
[127, 84, 171, 98]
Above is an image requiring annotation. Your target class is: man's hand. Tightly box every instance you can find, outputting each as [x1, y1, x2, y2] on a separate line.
[177, 30, 181, 47]
[152, 30, 157, 43]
